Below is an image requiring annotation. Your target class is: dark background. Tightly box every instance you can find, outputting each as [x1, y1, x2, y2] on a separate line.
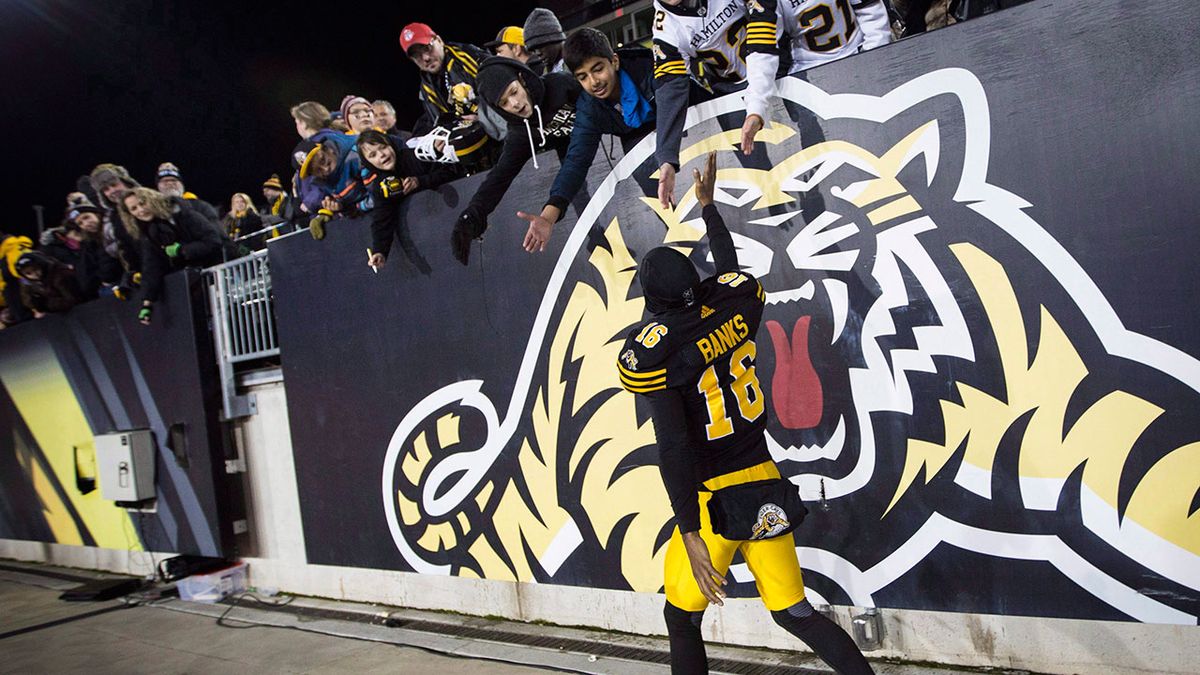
[0, 0, 543, 237]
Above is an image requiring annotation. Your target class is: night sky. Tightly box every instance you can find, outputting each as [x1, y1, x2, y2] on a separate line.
[1, 0, 541, 238]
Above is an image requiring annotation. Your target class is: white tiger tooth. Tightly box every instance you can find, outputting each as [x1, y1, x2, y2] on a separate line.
[765, 416, 846, 463]
[765, 280, 815, 305]
[823, 278, 850, 345]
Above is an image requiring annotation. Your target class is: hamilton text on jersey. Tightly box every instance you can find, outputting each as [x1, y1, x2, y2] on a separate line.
[689, 1, 743, 50]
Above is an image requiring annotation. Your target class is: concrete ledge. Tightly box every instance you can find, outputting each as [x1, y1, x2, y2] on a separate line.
[4, 538, 1198, 674]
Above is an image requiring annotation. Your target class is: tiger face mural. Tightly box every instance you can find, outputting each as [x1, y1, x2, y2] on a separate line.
[382, 68, 1200, 624]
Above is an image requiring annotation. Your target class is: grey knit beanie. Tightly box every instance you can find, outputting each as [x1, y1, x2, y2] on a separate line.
[523, 8, 565, 50]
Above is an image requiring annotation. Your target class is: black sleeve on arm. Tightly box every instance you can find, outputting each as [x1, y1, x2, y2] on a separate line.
[464, 131, 532, 221]
[416, 163, 456, 191]
[178, 212, 223, 262]
[140, 240, 169, 303]
[369, 194, 400, 258]
[397, 145, 454, 192]
[645, 389, 702, 533]
[703, 204, 739, 273]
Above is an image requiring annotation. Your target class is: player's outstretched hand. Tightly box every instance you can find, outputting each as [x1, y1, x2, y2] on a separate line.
[693, 151, 717, 208]
[657, 162, 677, 209]
[741, 114, 764, 156]
[517, 211, 553, 253]
[682, 531, 726, 606]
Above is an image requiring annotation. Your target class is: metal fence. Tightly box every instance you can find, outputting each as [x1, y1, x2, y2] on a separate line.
[205, 250, 277, 419]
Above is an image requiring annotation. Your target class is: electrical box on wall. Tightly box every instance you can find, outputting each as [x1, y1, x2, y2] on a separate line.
[95, 430, 156, 502]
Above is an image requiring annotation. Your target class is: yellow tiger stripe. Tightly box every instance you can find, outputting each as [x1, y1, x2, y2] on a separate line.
[617, 362, 666, 380]
[655, 67, 688, 78]
[747, 38, 776, 45]
[747, 22, 776, 28]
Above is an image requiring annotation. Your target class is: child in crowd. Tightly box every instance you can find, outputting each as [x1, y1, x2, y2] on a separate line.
[450, 55, 580, 264]
[293, 130, 365, 239]
[356, 130, 455, 271]
[513, 28, 656, 253]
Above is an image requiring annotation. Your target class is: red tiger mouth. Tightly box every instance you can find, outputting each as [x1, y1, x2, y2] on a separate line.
[765, 316, 824, 429]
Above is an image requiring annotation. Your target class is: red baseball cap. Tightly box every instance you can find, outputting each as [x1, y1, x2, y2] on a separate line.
[400, 23, 437, 52]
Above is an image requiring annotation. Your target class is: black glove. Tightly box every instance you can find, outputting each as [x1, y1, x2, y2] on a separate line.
[380, 176, 402, 199]
[451, 209, 488, 265]
[309, 208, 333, 240]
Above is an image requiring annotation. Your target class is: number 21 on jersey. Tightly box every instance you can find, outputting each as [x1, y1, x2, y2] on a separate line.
[698, 340, 765, 440]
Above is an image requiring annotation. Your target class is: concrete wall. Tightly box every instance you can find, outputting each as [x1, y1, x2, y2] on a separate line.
[6, 378, 1197, 675]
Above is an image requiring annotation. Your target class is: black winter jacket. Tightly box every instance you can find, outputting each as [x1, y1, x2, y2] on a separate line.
[546, 48, 655, 213]
[363, 137, 456, 258]
[461, 58, 580, 224]
[138, 205, 227, 302]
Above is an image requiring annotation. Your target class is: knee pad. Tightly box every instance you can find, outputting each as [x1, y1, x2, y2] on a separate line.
[663, 602, 704, 635]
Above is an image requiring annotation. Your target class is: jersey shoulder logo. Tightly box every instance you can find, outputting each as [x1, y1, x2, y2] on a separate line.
[700, 305, 715, 318]
[620, 348, 639, 371]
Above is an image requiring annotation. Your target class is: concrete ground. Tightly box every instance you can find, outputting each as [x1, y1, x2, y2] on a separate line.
[0, 562, 1002, 675]
[0, 572, 547, 674]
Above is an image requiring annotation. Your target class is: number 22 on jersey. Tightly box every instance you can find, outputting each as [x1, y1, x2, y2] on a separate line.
[698, 340, 765, 440]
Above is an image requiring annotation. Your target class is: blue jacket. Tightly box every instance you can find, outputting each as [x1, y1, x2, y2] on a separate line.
[545, 49, 655, 213]
[296, 130, 366, 213]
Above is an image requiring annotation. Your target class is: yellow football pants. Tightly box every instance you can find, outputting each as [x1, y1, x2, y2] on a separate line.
[664, 460, 807, 612]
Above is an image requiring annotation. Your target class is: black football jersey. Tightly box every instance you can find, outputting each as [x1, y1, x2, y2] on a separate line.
[618, 270, 770, 480]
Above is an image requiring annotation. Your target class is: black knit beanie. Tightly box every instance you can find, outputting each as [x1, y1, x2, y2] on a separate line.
[640, 247, 700, 314]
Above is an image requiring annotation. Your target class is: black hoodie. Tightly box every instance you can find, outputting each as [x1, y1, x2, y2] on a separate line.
[461, 57, 580, 224]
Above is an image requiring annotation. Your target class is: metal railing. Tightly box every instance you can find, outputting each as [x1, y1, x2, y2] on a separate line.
[205, 250, 277, 420]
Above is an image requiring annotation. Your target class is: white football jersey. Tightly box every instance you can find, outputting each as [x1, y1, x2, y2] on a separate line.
[746, 0, 892, 71]
[743, 0, 892, 118]
[652, 0, 749, 85]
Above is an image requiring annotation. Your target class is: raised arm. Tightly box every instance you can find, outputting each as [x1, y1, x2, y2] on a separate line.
[742, 0, 781, 154]
[652, 37, 691, 208]
[693, 152, 738, 273]
[853, 0, 894, 50]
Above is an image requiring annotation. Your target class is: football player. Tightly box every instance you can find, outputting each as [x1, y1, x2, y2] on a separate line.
[618, 152, 874, 674]
[741, 0, 893, 152]
[651, 0, 749, 209]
